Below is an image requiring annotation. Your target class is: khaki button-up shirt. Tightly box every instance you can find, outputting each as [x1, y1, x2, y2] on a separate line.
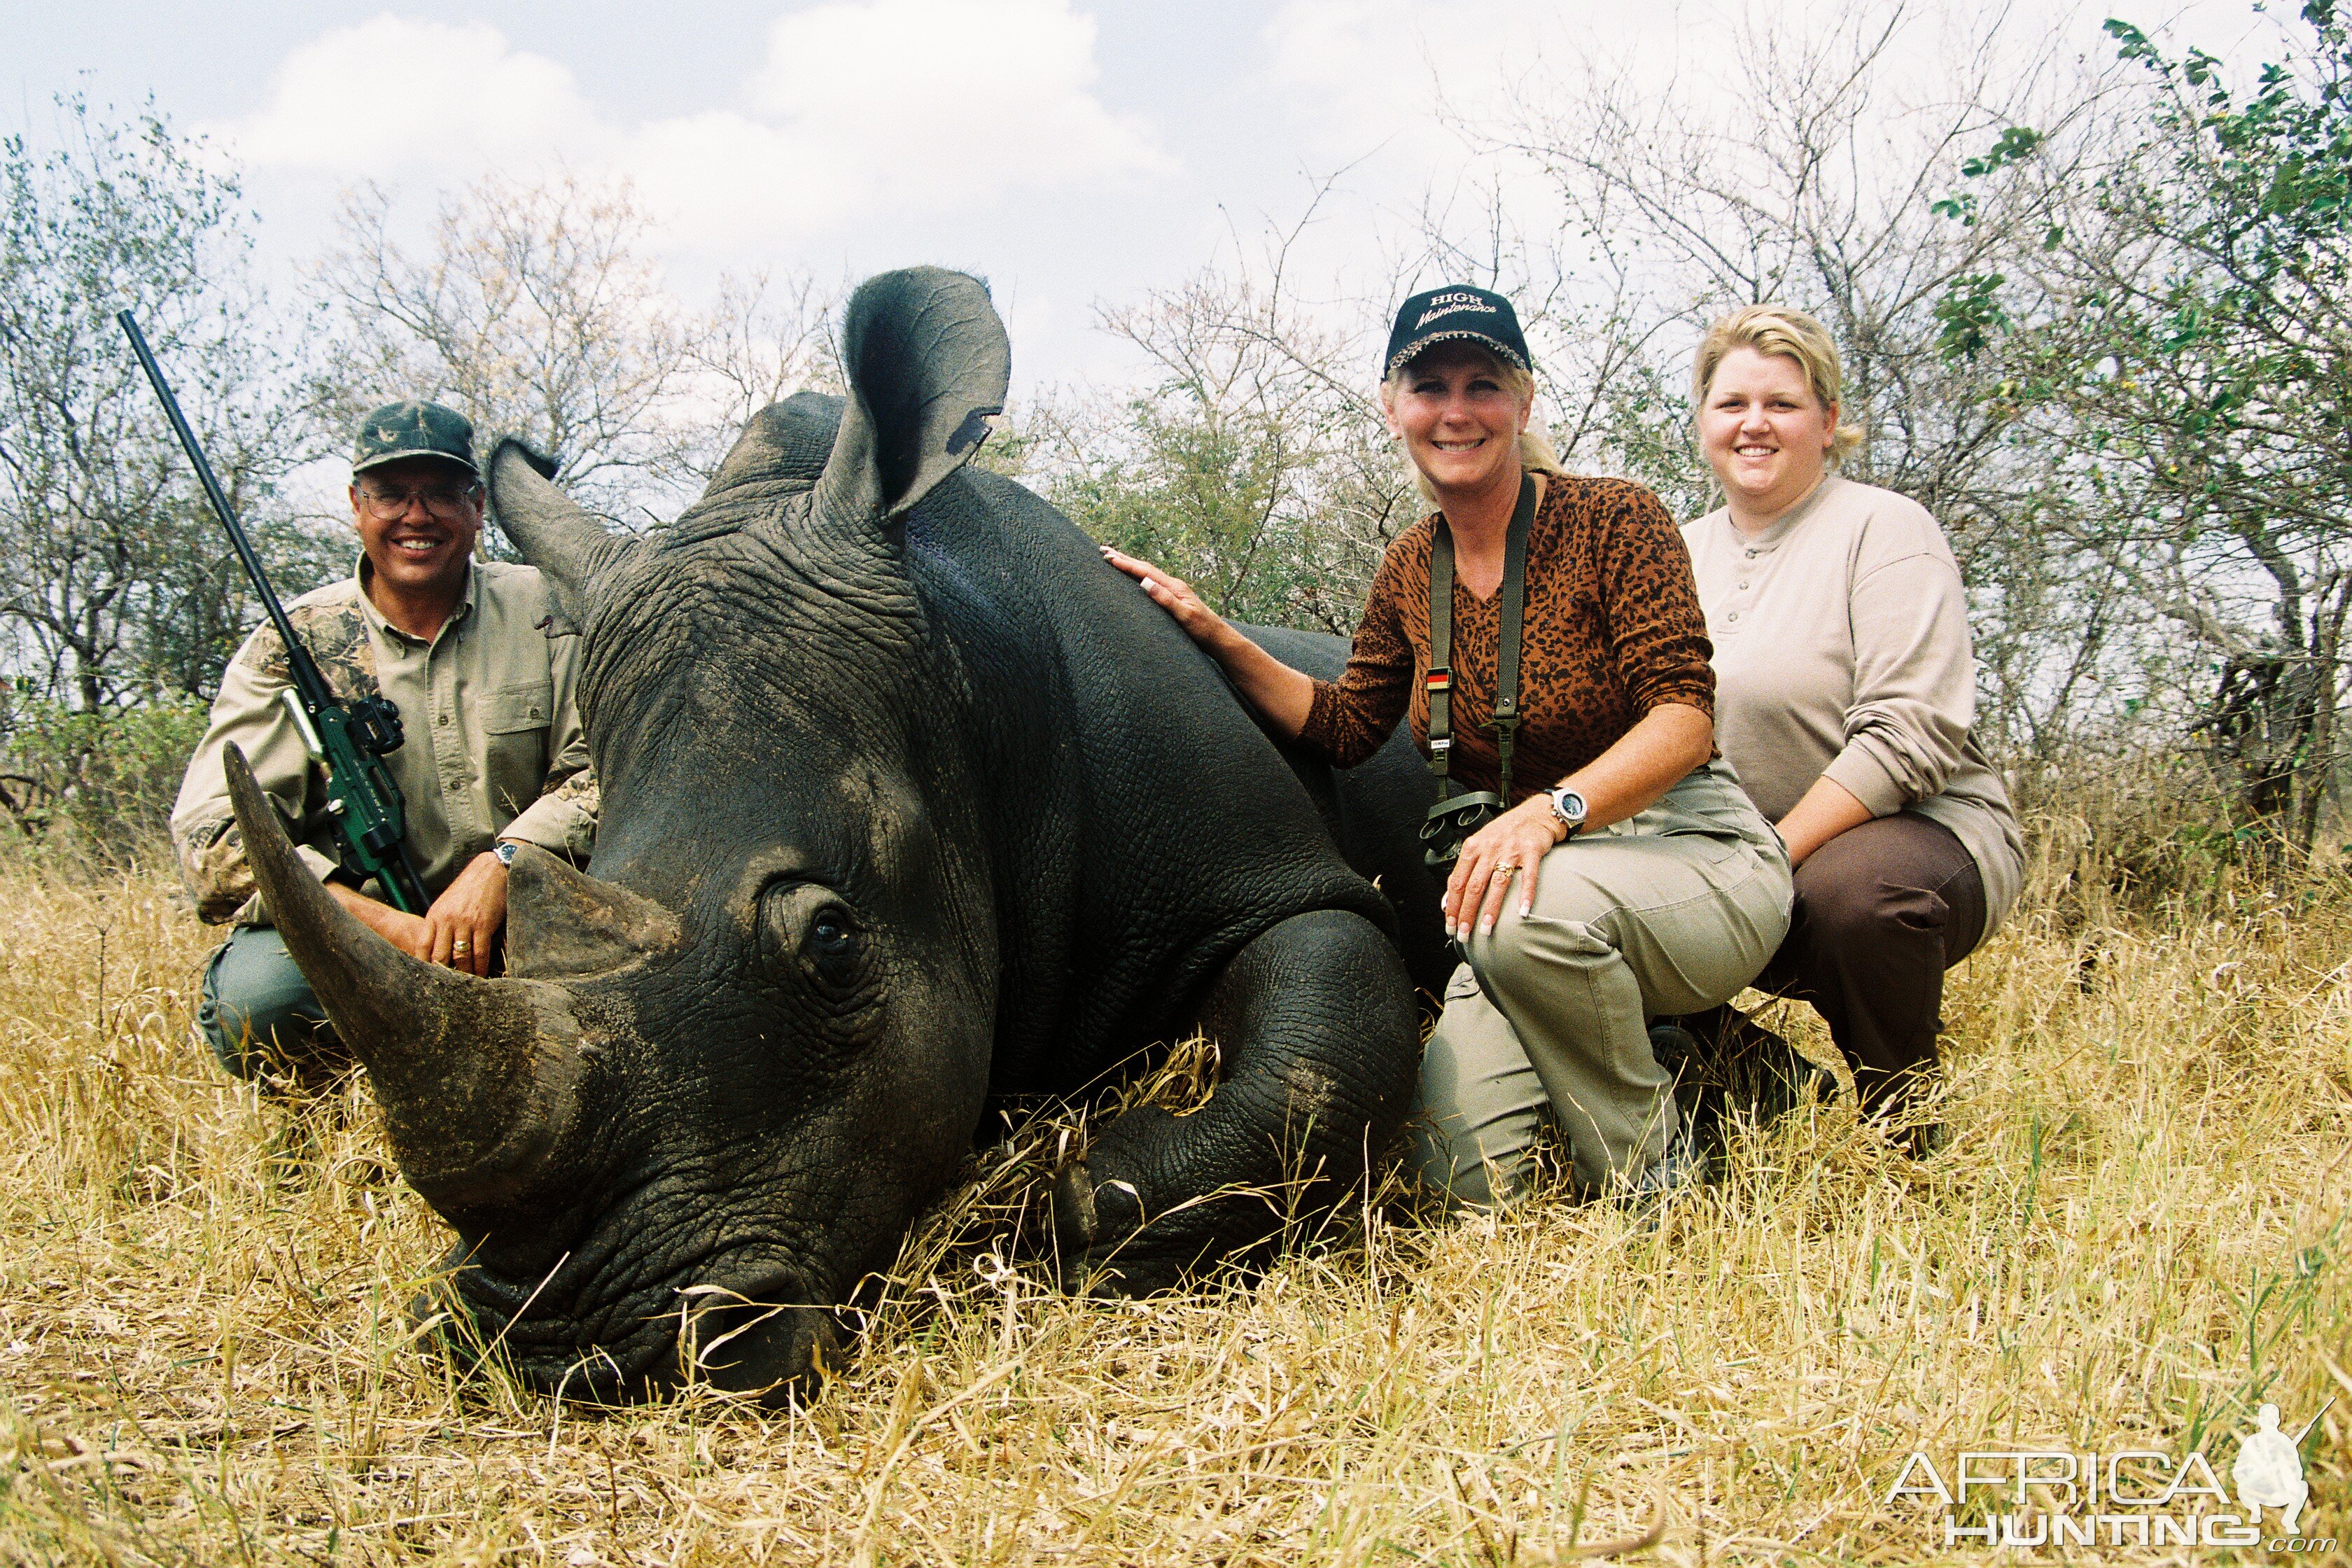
[172, 556, 597, 925]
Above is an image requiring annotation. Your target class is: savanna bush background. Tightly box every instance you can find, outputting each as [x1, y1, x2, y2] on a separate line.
[10, 1, 2352, 860]
[3, 1, 2351, 1562]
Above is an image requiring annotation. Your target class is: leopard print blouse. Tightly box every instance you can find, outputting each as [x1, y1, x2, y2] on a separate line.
[1296, 474, 1715, 804]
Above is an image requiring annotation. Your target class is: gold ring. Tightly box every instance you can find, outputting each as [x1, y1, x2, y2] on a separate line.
[1497, 861, 1518, 875]
[452, 941, 472, 954]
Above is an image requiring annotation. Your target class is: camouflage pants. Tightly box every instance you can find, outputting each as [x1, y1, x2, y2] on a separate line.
[198, 927, 341, 1082]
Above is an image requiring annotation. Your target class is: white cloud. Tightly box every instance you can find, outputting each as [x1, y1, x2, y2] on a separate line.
[752, 0, 1168, 205]
[214, 1, 1172, 244]
[1262, 1, 1531, 156]
[223, 15, 608, 173]
[1261, 0, 1698, 159]
[622, 0, 1172, 244]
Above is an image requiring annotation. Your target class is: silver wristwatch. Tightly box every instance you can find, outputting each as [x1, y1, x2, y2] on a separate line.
[1546, 785, 1588, 839]
[493, 839, 521, 867]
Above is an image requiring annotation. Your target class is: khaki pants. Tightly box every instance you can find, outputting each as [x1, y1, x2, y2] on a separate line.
[1405, 762, 1793, 1203]
[199, 925, 341, 1082]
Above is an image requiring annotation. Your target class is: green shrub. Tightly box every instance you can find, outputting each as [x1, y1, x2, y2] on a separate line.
[0, 690, 209, 871]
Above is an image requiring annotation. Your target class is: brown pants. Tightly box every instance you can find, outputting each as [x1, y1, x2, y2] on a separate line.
[1690, 811, 1985, 1116]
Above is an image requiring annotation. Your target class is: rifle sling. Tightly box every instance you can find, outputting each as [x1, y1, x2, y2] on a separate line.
[1427, 471, 1536, 803]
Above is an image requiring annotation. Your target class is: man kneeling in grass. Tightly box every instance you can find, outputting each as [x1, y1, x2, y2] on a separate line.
[169, 402, 596, 1084]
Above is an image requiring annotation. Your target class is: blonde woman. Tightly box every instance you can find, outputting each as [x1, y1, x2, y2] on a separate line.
[1107, 286, 1790, 1207]
[1677, 306, 2025, 1148]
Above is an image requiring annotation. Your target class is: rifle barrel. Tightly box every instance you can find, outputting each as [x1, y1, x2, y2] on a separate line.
[115, 310, 330, 710]
[118, 309, 428, 916]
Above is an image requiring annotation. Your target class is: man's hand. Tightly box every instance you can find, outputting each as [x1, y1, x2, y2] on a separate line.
[421, 851, 509, 976]
[322, 855, 508, 973]
[328, 879, 428, 958]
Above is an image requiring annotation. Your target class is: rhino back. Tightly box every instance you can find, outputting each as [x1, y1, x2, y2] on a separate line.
[899, 469, 1395, 1091]
[1236, 624, 1452, 1005]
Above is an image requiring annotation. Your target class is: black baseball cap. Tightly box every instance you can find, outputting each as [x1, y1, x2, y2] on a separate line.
[1383, 286, 1532, 378]
[350, 400, 479, 479]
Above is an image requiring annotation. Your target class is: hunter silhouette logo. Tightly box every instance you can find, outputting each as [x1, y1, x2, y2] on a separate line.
[2234, 1400, 2328, 1535]
[1886, 1396, 2337, 1551]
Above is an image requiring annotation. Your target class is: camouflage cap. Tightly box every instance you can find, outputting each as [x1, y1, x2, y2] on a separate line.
[351, 400, 479, 479]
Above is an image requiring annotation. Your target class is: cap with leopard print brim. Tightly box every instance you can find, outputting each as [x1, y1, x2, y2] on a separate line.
[1383, 286, 1532, 378]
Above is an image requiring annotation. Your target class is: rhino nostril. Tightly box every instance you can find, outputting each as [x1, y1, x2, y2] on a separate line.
[680, 1298, 841, 1403]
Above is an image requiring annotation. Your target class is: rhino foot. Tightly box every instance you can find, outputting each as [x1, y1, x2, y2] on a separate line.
[1049, 909, 1418, 1296]
[1049, 1108, 1217, 1294]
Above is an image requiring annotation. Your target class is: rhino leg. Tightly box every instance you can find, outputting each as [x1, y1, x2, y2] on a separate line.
[1052, 909, 1419, 1292]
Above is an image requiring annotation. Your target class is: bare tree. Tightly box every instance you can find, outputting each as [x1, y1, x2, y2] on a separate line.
[314, 174, 837, 529]
[1431, 0, 2143, 762]
[682, 269, 843, 464]
[1025, 197, 1418, 634]
[0, 94, 328, 710]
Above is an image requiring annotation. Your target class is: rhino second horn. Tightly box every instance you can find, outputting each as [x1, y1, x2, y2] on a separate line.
[485, 438, 629, 610]
[503, 844, 683, 979]
[221, 744, 590, 1211]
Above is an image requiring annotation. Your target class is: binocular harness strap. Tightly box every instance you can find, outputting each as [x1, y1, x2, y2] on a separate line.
[1428, 534, 1457, 790]
[1426, 471, 1536, 804]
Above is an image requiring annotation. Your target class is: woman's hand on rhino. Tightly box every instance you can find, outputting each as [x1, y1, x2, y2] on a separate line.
[1444, 797, 1567, 942]
[1102, 547, 1228, 646]
[421, 851, 510, 976]
[1103, 545, 1320, 742]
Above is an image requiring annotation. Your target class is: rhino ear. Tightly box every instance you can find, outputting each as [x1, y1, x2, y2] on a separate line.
[811, 268, 1009, 532]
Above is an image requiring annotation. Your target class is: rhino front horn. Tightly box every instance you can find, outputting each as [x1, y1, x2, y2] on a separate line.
[221, 744, 593, 1211]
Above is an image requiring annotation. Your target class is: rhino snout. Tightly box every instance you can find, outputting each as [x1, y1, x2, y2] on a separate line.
[678, 1294, 844, 1404]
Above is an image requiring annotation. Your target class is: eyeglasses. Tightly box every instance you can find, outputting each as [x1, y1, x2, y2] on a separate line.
[356, 484, 480, 520]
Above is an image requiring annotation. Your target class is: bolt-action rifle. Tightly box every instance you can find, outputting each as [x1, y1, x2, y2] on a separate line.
[118, 309, 430, 913]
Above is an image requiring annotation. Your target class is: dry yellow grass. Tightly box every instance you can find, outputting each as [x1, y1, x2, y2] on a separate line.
[0, 846, 2346, 1564]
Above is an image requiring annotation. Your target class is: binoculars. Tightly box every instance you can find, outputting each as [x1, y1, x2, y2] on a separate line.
[1420, 790, 1506, 869]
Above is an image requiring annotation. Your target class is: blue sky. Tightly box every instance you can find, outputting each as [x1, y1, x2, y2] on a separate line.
[4, 0, 2281, 394]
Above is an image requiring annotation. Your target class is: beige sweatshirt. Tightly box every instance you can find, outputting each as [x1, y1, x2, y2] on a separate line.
[1684, 475, 2024, 932]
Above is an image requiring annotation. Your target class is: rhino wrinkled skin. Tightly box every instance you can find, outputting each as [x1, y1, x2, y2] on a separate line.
[226, 267, 1450, 1402]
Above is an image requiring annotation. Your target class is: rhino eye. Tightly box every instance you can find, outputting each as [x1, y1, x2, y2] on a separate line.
[760, 882, 870, 1000]
[804, 906, 861, 990]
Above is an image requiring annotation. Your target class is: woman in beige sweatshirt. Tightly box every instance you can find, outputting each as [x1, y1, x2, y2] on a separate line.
[1678, 306, 2024, 1149]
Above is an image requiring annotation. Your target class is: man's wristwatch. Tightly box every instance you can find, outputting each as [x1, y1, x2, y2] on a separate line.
[1546, 785, 1588, 841]
[493, 839, 521, 867]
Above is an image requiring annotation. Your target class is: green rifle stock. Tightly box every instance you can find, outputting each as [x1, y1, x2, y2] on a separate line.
[118, 309, 431, 914]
